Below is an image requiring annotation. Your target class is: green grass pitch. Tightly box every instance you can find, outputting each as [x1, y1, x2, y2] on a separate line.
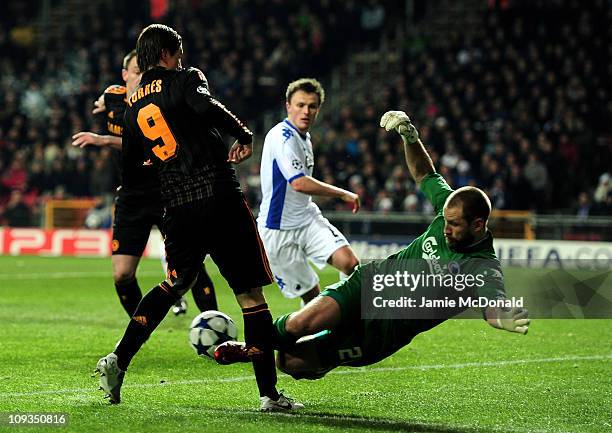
[0, 255, 610, 433]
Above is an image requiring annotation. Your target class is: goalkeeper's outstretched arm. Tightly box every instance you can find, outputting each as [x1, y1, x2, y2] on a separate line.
[485, 306, 530, 335]
[380, 111, 435, 185]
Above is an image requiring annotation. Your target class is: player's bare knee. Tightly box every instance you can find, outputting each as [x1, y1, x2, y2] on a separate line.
[343, 255, 360, 275]
[235, 287, 265, 308]
[339, 253, 359, 275]
[112, 255, 140, 284]
[113, 269, 136, 284]
[330, 247, 359, 275]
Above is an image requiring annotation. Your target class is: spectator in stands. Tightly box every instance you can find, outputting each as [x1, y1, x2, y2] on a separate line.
[489, 178, 507, 210]
[592, 191, 611, 216]
[403, 192, 419, 213]
[1, 158, 27, 191]
[2, 189, 31, 227]
[89, 151, 115, 199]
[523, 152, 549, 210]
[27, 160, 45, 196]
[68, 158, 92, 197]
[594, 173, 610, 204]
[0, 0, 608, 221]
[505, 164, 531, 210]
[360, 0, 386, 49]
[374, 190, 393, 213]
[575, 192, 592, 221]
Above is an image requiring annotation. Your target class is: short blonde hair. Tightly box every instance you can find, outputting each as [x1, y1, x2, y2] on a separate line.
[286, 78, 325, 106]
[122, 49, 137, 70]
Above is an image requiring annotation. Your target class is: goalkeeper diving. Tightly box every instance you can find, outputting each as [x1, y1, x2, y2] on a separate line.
[215, 111, 530, 379]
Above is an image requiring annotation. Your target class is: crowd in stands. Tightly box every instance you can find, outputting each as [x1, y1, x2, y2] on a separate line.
[0, 0, 609, 228]
[269, 0, 610, 216]
[0, 0, 385, 226]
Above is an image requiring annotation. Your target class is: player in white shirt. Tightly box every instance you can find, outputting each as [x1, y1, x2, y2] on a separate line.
[258, 78, 360, 304]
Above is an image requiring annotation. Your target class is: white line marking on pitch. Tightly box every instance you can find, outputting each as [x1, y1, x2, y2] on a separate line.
[2, 353, 610, 398]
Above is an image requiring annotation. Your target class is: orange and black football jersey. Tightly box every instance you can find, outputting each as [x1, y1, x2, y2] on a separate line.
[123, 67, 251, 207]
[103, 85, 127, 137]
[102, 84, 159, 199]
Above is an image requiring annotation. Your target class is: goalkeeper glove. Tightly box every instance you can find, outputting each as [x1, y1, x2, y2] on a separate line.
[486, 306, 530, 335]
[380, 111, 419, 143]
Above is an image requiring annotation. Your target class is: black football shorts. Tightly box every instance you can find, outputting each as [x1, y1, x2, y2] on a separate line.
[111, 194, 163, 257]
[163, 193, 273, 294]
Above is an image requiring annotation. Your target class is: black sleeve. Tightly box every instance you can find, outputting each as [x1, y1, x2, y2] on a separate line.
[103, 85, 127, 136]
[120, 120, 142, 178]
[183, 68, 253, 144]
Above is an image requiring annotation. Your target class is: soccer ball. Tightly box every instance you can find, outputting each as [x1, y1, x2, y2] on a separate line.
[189, 310, 238, 359]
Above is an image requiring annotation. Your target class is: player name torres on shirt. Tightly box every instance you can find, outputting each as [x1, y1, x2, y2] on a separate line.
[258, 119, 321, 230]
[123, 66, 251, 207]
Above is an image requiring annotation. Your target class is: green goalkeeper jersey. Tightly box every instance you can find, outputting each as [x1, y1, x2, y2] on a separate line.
[389, 172, 505, 302]
[320, 172, 506, 367]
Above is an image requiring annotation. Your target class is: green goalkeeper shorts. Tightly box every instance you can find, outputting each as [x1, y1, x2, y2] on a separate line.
[319, 265, 404, 367]
[320, 265, 363, 323]
[319, 263, 443, 368]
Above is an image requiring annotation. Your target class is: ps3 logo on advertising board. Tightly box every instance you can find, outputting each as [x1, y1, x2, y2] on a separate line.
[1, 229, 110, 256]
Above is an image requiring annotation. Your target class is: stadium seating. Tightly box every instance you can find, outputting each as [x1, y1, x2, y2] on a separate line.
[0, 0, 609, 228]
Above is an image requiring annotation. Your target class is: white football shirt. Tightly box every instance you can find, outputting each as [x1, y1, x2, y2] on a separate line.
[257, 119, 320, 230]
